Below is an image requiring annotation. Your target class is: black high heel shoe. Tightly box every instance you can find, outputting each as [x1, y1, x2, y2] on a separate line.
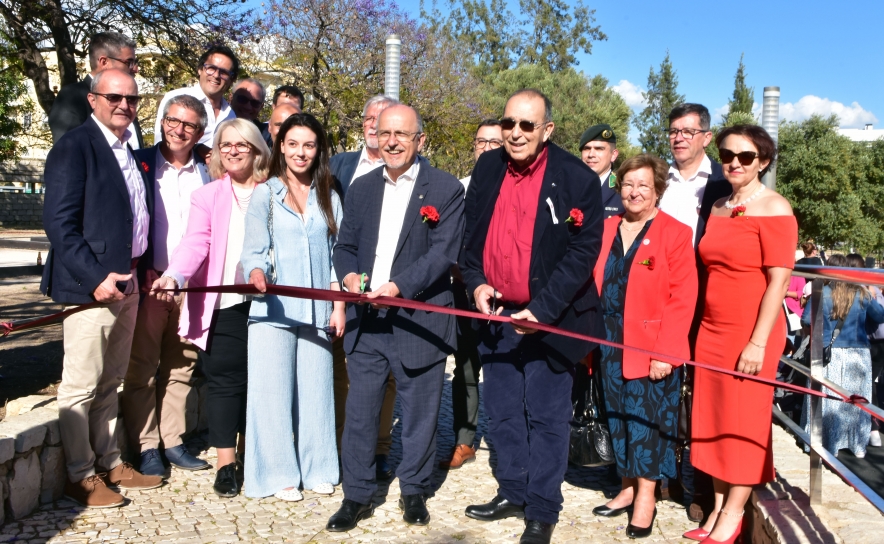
[626, 507, 657, 539]
[592, 503, 633, 517]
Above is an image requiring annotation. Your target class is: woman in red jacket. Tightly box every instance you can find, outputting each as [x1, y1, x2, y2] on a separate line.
[590, 154, 698, 539]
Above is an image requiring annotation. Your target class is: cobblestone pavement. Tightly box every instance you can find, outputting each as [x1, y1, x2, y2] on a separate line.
[3, 359, 700, 543]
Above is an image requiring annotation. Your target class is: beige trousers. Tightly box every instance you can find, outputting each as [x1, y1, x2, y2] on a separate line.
[122, 293, 198, 453]
[333, 337, 397, 456]
[58, 295, 138, 482]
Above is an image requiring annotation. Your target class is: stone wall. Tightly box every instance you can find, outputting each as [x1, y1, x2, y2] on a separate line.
[0, 193, 44, 228]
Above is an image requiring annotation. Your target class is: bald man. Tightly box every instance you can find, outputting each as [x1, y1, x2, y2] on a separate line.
[266, 103, 300, 146]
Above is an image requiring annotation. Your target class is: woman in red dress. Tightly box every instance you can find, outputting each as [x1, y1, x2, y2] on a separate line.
[686, 125, 797, 544]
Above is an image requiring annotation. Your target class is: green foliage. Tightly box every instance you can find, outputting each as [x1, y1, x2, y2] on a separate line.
[477, 64, 631, 156]
[725, 53, 754, 123]
[421, 0, 606, 76]
[777, 115, 884, 254]
[0, 67, 28, 162]
[635, 51, 684, 161]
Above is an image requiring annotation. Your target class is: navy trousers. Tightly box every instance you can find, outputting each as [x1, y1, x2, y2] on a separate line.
[341, 313, 446, 505]
[478, 312, 574, 524]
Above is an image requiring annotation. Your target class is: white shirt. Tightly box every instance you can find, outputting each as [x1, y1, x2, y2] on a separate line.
[659, 155, 712, 246]
[370, 160, 420, 291]
[154, 84, 235, 146]
[152, 150, 211, 270]
[218, 185, 251, 309]
[351, 147, 386, 183]
[598, 168, 612, 187]
[91, 114, 149, 259]
[460, 175, 471, 194]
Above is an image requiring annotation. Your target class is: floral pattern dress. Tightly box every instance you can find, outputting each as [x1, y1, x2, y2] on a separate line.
[597, 220, 681, 479]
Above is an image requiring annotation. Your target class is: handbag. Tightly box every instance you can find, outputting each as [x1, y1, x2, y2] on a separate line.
[783, 301, 802, 333]
[568, 370, 615, 467]
[822, 316, 845, 365]
[267, 188, 277, 284]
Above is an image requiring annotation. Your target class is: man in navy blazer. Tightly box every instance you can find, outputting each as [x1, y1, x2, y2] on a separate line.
[459, 89, 603, 544]
[328, 104, 464, 531]
[42, 69, 162, 508]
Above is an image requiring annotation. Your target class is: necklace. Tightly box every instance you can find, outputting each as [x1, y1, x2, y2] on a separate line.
[232, 184, 253, 214]
[620, 209, 657, 232]
[725, 183, 765, 209]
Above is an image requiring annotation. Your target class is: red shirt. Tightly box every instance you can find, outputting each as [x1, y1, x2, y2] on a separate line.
[483, 146, 548, 305]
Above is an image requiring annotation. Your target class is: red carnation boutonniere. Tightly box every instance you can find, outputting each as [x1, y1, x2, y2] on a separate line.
[730, 205, 746, 218]
[141, 161, 150, 173]
[639, 256, 656, 270]
[565, 208, 584, 227]
[420, 205, 440, 225]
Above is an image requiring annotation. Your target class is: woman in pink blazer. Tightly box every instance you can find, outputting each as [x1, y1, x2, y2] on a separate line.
[589, 154, 698, 539]
[151, 119, 270, 498]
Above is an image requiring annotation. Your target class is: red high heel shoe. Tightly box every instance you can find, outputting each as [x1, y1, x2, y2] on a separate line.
[700, 511, 742, 544]
[682, 527, 710, 541]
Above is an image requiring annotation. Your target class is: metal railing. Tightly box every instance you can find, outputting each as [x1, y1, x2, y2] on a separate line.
[774, 264, 884, 514]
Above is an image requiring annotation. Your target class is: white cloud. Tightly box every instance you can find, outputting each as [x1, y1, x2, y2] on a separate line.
[610, 80, 646, 108]
[779, 96, 877, 128]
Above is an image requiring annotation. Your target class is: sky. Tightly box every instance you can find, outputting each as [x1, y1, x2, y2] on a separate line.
[248, 1, 884, 137]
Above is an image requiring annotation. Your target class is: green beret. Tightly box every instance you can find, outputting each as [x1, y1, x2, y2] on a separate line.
[579, 124, 616, 150]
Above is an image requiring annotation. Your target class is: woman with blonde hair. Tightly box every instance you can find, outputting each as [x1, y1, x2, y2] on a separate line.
[151, 118, 271, 497]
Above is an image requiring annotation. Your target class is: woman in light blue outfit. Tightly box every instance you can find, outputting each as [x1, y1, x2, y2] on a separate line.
[241, 113, 345, 501]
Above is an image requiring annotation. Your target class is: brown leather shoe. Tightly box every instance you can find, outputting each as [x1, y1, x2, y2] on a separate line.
[64, 474, 125, 508]
[439, 444, 476, 469]
[101, 462, 163, 490]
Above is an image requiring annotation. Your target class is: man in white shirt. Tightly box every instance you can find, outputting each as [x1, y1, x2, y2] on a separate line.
[124, 94, 213, 476]
[154, 45, 239, 156]
[329, 94, 400, 481]
[41, 69, 163, 508]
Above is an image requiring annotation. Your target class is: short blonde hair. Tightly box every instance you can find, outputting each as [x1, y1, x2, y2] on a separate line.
[208, 118, 271, 181]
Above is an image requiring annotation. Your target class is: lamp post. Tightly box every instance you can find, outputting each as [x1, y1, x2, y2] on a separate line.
[761, 86, 780, 189]
[384, 35, 401, 100]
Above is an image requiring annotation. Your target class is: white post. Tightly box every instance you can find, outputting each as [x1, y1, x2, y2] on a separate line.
[384, 35, 401, 101]
[761, 86, 780, 189]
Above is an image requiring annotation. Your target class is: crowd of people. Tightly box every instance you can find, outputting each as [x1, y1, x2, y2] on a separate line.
[43, 31, 884, 544]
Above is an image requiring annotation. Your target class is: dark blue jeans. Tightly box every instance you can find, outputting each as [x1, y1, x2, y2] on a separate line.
[478, 312, 573, 524]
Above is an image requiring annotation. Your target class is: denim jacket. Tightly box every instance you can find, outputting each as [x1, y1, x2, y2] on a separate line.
[241, 177, 343, 328]
[801, 284, 884, 348]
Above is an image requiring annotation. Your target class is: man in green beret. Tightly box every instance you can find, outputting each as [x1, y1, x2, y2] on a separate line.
[578, 124, 623, 218]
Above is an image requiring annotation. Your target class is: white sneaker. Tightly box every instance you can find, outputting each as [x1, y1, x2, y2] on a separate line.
[870, 430, 882, 447]
[312, 482, 334, 495]
[855, 451, 866, 459]
[274, 487, 303, 502]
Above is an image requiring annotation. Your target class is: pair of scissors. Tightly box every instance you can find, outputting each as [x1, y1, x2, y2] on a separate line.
[488, 289, 497, 324]
[359, 273, 367, 294]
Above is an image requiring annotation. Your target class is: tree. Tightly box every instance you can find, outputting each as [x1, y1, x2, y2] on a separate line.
[0, 0, 251, 116]
[635, 51, 684, 160]
[776, 115, 884, 253]
[724, 53, 754, 124]
[477, 64, 631, 156]
[421, 0, 606, 76]
[0, 66, 27, 162]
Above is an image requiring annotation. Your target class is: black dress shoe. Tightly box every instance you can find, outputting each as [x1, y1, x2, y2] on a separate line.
[326, 499, 373, 532]
[213, 463, 239, 498]
[520, 520, 555, 544]
[375, 454, 394, 481]
[465, 494, 526, 521]
[399, 494, 430, 525]
[592, 503, 633, 517]
[626, 507, 657, 539]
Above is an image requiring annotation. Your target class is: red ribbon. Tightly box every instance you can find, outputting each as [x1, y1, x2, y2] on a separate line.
[1, 301, 104, 337]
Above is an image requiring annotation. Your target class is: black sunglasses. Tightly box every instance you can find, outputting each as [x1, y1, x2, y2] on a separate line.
[234, 93, 264, 109]
[500, 118, 545, 133]
[91, 92, 141, 107]
[719, 149, 759, 166]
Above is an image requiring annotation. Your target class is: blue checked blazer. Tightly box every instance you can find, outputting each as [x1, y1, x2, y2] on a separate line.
[333, 157, 465, 369]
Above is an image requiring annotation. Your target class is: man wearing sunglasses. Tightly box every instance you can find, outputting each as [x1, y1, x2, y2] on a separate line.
[123, 94, 213, 478]
[49, 32, 144, 149]
[578, 123, 623, 219]
[42, 69, 163, 508]
[659, 104, 731, 522]
[229, 78, 267, 124]
[154, 45, 239, 153]
[459, 89, 603, 544]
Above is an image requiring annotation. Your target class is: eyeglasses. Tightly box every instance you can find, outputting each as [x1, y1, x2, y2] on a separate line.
[500, 118, 546, 133]
[90, 92, 141, 107]
[234, 93, 264, 109]
[163, 116, 201, 135]
[620, 182, 656, 194]
[201, 63, 234, 81]
[363, 115, 378, 126]
[474, 138, 503, 150]
[718, 149, 759, 166]
[378, 130, 421, 142]
[218, 142, 252, 154]
[666, 128, 709, 140]
[106, 56, 138, 70]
